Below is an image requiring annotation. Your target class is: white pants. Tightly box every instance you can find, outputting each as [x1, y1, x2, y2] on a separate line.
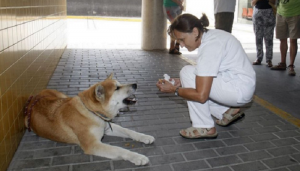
[180, 65, 247, 128]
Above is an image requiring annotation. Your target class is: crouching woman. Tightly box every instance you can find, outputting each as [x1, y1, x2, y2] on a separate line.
[156, 13, 256, 139]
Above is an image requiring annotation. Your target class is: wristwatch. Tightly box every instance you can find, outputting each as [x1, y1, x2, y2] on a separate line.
[174, 87, 180, 96]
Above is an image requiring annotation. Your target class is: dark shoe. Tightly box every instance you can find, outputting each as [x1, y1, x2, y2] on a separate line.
[169, 48, 181, 55]
[288, 65, 296, 76]
[252, 60, 261, 65]
[175, 43, 180, 51]
[271, 62, 286, 70]
[267, 61, 273, 67]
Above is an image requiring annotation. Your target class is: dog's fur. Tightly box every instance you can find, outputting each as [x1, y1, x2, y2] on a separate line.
[24, 74, 155, 165]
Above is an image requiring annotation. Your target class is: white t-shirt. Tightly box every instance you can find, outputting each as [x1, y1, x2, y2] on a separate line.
[194, 29, 256, 103]
[214, 0, 236, 14]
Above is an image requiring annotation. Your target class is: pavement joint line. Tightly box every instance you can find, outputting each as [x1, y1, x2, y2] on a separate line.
[180, 55, 300, 128]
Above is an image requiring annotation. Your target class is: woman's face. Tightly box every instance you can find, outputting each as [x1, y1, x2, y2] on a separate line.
[173, 27, 201, 52]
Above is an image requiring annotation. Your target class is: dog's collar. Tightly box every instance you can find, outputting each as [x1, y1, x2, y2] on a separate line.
[79, 97, 113, 131]
[24, 95, 46, 132]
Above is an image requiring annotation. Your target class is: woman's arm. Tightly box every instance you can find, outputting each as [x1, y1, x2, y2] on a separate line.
[178, 76, 213, 103]
[156, 75, 213, 104]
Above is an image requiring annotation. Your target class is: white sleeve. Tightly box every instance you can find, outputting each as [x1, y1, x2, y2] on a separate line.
[194, 40, 223, 77]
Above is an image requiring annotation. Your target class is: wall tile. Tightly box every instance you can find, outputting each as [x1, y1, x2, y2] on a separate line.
[0, 1, 67, 170]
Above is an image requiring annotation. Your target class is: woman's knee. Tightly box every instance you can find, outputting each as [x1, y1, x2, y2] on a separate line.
[180, 65, 194, 79]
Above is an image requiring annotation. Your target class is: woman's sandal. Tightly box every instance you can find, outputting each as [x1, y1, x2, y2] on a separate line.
[169, 48, 182, 55]
[216, 108, 244, 127]
[179, 127, 218, 139]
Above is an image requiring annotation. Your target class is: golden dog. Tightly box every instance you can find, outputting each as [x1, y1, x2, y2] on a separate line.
[24, 74, 155, 165]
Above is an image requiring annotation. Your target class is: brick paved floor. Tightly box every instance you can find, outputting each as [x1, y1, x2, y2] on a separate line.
[8, 48, 300, 171]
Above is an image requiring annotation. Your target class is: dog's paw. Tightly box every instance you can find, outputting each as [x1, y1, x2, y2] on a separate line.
[138, 135, 155, 144]
[129, 153, 149, 165]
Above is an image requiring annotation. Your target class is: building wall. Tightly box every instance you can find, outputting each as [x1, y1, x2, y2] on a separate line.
[0, 0, 67, 170]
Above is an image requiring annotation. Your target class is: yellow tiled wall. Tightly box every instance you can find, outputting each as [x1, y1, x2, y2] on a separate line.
[0, 0, 67, 170]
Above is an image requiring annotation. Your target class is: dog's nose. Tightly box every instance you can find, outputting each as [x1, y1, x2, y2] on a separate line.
[132, 84, 137, 89]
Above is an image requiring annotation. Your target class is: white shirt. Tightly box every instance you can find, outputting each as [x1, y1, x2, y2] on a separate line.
[214, 0, 236, 14]
[194, 29, 256, 103]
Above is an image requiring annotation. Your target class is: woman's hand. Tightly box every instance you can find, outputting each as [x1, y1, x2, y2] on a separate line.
[156, 79, 177, 93]
[173, 78, 181, 87]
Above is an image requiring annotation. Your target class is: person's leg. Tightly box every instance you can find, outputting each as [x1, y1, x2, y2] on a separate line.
[179, 65, 217, 137]
[164, 6, 181, 54]
[271, 14, 288, 70]
[288, 39, 298, 76]
[280, 38, 288, 63]
[253, 22, 264, 64]
[286, 15, 300, 75]
[264, 24, 275, 66]
[180, 65, 215, 128]
[215, 12, 234, 33]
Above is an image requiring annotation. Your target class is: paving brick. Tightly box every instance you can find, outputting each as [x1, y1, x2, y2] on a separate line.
[249, 133, 279, 142]
[206, 155, 242, 167]
[291, 153, 300, 162]
[162, 144, 196, 154]
[195, 167, 232, 171]
[72, 161, 111, 171]
[149, 153, 184, 165]
[194, 140, 226, 150]
[274, 130, 300, 138]
[19, 141, 55, 150]
[33, 147, 72, 158]
[152, 137, 176, 146]
[183, 149, 218, 160]
[215, 145, 248, 156]
[238, 150, 272, 162]
[243, 141, 276, 151]
[231, 161, 267, 171]
[172, 160, 210, 171]
[22, 166, 69, 171]
[272, 138, 299, 147]
[228, 129, 258, 137]
[132, 147, 164, 156]
[288, 164, 300, 171]
[222, 137, 253, 146]
[267, 146, 300, 157]
[253, 126, 281, 134]
[10, 158, 51, 169]
[52, 154, 90, 165]
[133, 165, 172, 171]
[262, 156, 298, 169]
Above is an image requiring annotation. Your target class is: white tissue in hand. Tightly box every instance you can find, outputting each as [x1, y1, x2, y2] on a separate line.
[163, 74, 175, 85]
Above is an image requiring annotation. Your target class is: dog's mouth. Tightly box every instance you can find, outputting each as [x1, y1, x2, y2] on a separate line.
[123, 94, 137, 105]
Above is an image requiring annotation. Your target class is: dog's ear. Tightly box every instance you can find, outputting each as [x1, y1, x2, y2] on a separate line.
[106, 73, 113, 80]
[95, 85, 105, 100]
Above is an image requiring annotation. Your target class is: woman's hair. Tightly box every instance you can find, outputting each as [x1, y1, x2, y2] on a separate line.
[167, 13, 209, 41]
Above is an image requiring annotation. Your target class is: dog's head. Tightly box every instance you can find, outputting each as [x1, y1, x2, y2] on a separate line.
[79, 73, 137, 119]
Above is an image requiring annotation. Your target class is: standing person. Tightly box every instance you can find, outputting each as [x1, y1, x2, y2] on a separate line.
[156, 14, 256, 138]
[252, 0, 276, 67]
[163, 0, 184, 55]
[271, 0, 300, 76]
[214, 0, 236, 33]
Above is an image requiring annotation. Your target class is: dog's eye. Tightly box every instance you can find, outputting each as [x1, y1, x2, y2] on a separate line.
[115, 86, 120, 91]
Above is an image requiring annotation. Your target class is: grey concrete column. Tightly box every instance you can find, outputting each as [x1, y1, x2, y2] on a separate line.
[141, 0, 167, 50]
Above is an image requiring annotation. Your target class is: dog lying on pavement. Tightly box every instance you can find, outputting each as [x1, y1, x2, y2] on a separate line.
[24, 74, 155, 165]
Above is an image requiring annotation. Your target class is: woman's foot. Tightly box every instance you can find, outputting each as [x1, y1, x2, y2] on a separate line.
[179, 127, 217, 139]
[169, 48, 182, 55]
[216, 108, 244, 126]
